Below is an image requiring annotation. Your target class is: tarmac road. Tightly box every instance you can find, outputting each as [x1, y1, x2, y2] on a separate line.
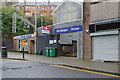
[1, 59, 120, 79]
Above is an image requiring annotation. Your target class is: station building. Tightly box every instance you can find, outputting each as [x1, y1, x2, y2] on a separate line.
[49, 0, 91, 59]
[13, 34, 35, 54]
[36, 0, 91, 60]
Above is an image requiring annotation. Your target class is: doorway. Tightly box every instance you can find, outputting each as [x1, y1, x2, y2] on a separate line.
[30, 40, 35, 54]
[62, 41, 77, 57]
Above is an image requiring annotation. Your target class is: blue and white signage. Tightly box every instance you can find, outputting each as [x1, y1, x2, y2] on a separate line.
[14, 34, 35, 39]
[55, 25, 83, 34]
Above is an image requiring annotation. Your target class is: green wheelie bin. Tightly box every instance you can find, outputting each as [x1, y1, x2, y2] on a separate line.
[46, 47, 50, 57]
[49, 47, 56, 57]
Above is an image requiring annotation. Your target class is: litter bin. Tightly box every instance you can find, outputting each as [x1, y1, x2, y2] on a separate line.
[46, 47, 50, 57]
[1, 47, 7, 58]
[49, 47, 56, 57]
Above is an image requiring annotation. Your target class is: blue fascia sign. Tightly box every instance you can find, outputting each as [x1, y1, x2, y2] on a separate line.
[55, 25, 83, 34]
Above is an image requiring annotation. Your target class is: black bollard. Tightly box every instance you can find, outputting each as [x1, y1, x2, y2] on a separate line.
[23, 47, 24, 59]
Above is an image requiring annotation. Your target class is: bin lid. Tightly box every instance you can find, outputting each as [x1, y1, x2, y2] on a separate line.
[49, 47, 56, 48]
[1, 47, 7, 49]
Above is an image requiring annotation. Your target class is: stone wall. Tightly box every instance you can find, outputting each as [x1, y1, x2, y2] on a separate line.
[2, 33, 13, 51]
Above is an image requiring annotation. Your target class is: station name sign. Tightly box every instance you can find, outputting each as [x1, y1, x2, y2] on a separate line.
[55, 25, 82, 34]
[13, 34, 35, 39]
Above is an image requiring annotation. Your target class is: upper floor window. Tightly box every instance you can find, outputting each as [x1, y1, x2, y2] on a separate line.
[51, 6, 54, 10]
[25, 13, 30, 17]
[25, 7, 30, 10]
[16, 7, 20, 10]
[33, 7, 35, 11]
[45, 7, 47, 10]
[42, 7, 44, 10]
[51, 12, 53, 15]
[39, 13, 41, 15]
[42, 12, 44, 15]
[32, 13, 34, 16]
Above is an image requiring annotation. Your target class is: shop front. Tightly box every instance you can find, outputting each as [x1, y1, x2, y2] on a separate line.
[13, 34, 35, 54]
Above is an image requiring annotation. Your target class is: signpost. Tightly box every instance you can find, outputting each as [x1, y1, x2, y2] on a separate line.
[55, 25, 83, 34]
[21, 39, 27, 59]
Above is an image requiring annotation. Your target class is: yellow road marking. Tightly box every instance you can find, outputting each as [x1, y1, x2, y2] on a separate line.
[0, 58, 29, 62]
[50, 64, 120, 78]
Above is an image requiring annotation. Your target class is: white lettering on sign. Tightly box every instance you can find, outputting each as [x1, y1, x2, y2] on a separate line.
[71, 28, 80, 31]
[57, 29, 68, 32]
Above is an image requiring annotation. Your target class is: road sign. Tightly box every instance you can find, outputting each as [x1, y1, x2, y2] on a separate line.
[34, 32, 37, 34]
[42, 26, 50, 34]
[22, 42, 27, 46]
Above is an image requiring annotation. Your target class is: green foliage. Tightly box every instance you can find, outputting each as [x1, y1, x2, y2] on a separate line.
[44, 14, 53, 26]
[29, 13, 53, 28]
[1, 6, 29, 35]
[37, 16, 46, 27]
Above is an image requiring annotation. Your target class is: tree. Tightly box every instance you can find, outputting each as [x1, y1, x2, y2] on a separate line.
[29, 13, 53, 28]
[44, 13, 53, 26]
[37, 16, 46, 27]
[28, 16, 46, 28]
[1, 6, 29, 35]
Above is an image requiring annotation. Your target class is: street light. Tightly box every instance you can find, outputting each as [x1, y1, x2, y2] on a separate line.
[35, 0, 37, 54]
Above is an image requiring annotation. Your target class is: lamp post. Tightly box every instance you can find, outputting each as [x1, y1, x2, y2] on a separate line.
[41, 15, 43, 27]
[35, 0, 37, 54]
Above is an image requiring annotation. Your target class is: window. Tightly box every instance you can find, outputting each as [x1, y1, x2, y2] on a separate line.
[32, 13, 34, 16]
[39, 13, 41, 15]
[16, 7, 20, 10]
[25, 7, 30, 10]
[25, 13, 30, 16]
[42, 12, 44, 15]
[42, 7, 44, 10]
[51, 6, 54, 10]
[45, 7, 47, 10]
[33, 7, 35, 11]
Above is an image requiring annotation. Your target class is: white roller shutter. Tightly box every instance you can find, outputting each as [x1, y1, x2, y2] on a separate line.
[92, 35, 119, 61]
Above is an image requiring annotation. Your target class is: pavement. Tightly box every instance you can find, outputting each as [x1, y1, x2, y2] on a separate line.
[5, 52, 120, 75]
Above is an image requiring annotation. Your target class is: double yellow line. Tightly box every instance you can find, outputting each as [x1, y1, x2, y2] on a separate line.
[0, 58, 29, 62]
[50, 64, 120, 78]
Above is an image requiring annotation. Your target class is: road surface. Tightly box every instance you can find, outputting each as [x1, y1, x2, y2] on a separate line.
[1, 59, 119, 79]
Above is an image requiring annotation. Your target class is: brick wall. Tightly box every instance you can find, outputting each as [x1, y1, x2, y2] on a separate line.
[27, 37, 35, 54]
[83, 2, 92, 60]
[13, 39, 19, 51]
[15, 4, 57, 17]
[2, 33, 14, 51]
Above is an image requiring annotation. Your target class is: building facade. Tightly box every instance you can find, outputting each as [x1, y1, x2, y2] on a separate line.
[53, 0, 84, 58]
[89, 0, 120, 61]
[13, 34, 35, 54]
[13, 2, 59, 17]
